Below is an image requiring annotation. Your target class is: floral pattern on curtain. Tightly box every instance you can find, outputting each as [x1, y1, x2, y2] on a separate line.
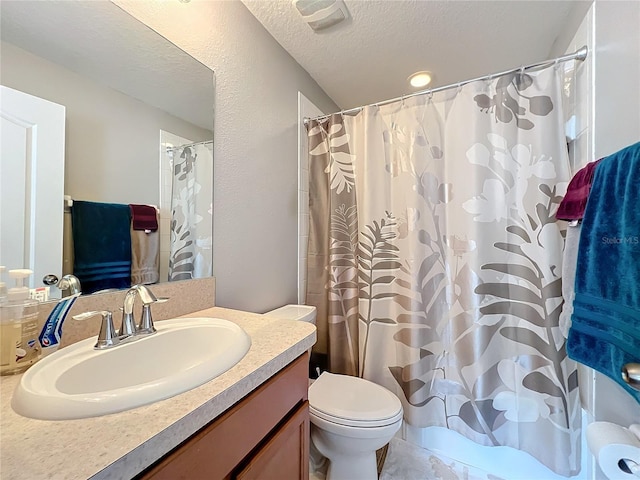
[306, 67, 580, 475]
[169, 143, 213, 281]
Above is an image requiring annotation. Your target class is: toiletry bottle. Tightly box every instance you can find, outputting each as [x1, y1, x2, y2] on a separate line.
[0, 269, 41, 375]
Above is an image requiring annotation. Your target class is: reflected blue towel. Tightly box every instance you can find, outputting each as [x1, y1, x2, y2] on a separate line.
[567, 142, 640, 402]
[72, 200, 131, 294]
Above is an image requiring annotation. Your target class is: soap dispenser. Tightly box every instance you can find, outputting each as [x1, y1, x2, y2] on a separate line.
[0, 269, 41, 375]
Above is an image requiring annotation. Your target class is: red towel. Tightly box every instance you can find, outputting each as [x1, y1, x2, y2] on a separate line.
[129, 204, 158, 231]
[556, 159, 602, 221]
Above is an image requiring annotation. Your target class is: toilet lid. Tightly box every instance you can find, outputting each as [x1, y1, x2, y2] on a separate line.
[266, 305, 316, 324]
[308, 372, 402, 427]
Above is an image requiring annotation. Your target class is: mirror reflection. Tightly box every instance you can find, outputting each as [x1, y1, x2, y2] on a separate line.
[0, 1, 215, 298]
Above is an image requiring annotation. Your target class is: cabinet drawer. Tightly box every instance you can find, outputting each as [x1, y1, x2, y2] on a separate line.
[139, 353, 309, 480]
[234, 401, 309, 480]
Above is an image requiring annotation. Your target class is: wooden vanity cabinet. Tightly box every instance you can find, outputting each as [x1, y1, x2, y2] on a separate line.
[138, 353, 309, 480]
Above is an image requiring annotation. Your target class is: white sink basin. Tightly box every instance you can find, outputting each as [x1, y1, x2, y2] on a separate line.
[12, 317, 251, 420]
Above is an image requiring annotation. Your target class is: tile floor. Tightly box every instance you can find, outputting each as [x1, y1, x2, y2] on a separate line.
[310, 437, 504, 480]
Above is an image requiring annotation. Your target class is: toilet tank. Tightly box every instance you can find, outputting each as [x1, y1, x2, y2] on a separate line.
[265, 304, 317, 324]
[266, 305, 321, 378]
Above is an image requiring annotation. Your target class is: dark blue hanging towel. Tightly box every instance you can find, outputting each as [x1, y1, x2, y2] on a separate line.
[567, 142, 640, 402]
[71, 200, 132, 294]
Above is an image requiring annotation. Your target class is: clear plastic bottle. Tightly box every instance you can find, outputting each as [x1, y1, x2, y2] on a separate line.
[0, 269, 41, 375]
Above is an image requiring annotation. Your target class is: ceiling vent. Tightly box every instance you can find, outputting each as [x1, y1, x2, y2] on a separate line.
[293, 0, 349, 31]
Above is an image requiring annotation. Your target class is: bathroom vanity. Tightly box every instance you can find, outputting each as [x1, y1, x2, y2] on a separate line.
[0, 307, 316, 479]
[139, 354, 309, 479]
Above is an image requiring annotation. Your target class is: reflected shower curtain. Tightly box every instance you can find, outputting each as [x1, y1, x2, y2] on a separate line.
[306, 66, 580, 475]
[169, 143, 213, 280]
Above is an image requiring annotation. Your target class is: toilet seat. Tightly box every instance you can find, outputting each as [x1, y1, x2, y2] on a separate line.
[309, 372, 403, 428]
[310, 404, 403, 428]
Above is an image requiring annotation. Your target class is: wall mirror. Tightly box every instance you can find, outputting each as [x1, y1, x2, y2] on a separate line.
[0, 1, 215, 298]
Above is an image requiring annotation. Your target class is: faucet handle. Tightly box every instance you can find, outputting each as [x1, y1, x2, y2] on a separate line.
[73, 310, 118, 349]
[138, 304, 156, 335]
[137, 297, 168, 335]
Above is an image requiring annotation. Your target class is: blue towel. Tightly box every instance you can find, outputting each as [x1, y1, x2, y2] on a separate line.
[72, 200, 132, 294]
[567, 142, 640, 402]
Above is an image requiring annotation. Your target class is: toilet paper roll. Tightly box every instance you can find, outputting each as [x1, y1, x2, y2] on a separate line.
[587, 422, 640, 479]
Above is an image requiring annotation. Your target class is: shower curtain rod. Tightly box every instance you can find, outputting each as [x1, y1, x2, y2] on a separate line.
[166, 139, 213, 151]
[304, 45, 588, 125]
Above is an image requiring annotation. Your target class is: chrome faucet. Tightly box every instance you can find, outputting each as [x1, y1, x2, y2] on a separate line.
[43, 274, 82, 295]
[122, 285, 167, 336]
[73, 285, 168, 350]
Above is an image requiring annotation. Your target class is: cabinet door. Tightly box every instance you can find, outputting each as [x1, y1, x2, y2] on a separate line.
[234, 401, 309, 480]
[138, 354, 309, 480]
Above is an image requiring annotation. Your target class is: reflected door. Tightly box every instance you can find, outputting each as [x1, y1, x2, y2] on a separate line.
[0, 86, 65, 293]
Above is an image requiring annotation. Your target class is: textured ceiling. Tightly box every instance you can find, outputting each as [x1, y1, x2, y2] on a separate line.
[0, 1, 214, 130]
[242, 0, 591, 110]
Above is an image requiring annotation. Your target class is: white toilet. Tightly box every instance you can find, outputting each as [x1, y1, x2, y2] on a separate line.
[266, 305, 404, 480]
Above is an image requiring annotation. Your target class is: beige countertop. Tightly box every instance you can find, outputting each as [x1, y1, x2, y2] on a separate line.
[0, 307, 316, 480]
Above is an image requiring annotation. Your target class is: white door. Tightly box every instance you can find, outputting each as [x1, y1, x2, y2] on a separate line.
[0, 86, 65, 295]
[297, 92, 325, 304]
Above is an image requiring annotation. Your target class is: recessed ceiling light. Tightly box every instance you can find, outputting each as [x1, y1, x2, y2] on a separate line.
[408, 71, 433, 89]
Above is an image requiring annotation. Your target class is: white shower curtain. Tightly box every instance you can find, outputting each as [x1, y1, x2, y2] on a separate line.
[168, 142, 213, 281]
[307, 65, 580, 475]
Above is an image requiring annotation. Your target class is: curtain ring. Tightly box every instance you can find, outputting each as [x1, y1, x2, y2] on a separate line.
[517, 65, 525, 83]
[427, 90, 434, 101]
[485, 73, 494, 87]
[456, 82, 463, 94]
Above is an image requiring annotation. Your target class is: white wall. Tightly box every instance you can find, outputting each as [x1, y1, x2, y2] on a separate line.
[0, 41, 212, 206]
[566, 0, 640, 428]
[114, 1, 339, 313]
[592, 1, 640, 159]
[590, 0, 640, 428]
[563, 2, 640, 478]
[562, 5, 593, 175]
